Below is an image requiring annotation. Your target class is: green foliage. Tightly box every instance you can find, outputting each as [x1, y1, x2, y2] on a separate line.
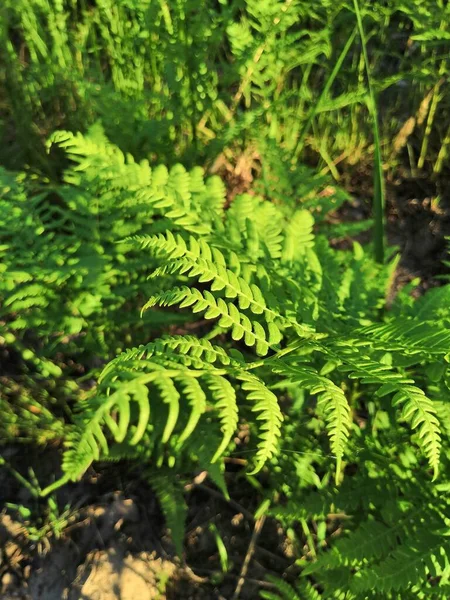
[0, 2, 449, 597]
[261, 575, 321, 600]
[0, 124, 225, 362]
[0, 0, 448, 173]
[1, 119, 449, 598]
[265, 333, 450, 598]
[148, 471, 188, 558]
[0, 124, 225, 445]
[3, 132, 442, 600]
[267, 435, 450, 599]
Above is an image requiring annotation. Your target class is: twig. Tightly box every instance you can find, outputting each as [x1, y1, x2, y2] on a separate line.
[182, 564, 209, 584]
[231, 514, 267, 600]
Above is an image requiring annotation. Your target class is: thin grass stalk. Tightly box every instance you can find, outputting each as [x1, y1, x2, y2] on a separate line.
[418, 79, 443, 170]
[433, 123, 450, 174]
[353, 0, 385, 264]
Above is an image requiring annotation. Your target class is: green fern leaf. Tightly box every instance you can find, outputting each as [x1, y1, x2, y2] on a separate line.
[206, 374, 239, 463]
[237, 372, 283, 473]
[282, 209, 315, 263]
[143, 286, 273, 355]
[356, 319, 450, 358]
[303, 520, 398, 574]
[270, 360, 351, 481]
[62, 383, 150, 481]
[153, 375, 180, 443]
[351, 530, 450, 594]
[262, 575, 321, 600]
[392, 387, 441, 479]
[175, 375, 207, 447]
[328, 345, 442, 476]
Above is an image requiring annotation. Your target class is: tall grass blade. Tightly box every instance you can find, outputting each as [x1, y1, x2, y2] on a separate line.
[353, 0, 385, 264]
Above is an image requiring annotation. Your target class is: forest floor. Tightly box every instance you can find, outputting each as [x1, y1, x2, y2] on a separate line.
[1, 160, 450, 600]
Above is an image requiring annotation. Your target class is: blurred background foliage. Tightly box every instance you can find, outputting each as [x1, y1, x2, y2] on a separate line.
[0, 0, 448, 179]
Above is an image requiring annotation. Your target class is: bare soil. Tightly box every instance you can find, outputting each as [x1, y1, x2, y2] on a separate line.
[1, 491, 177, 600]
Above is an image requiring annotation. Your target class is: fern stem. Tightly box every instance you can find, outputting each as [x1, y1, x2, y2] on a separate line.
[41, 474, 71, 497]
[353, 0, 385, 263]
[0, 457, 40, 498]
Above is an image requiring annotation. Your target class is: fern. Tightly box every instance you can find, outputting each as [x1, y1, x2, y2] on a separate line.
[44, 334, 282, 488]
[302, 520, 401, 574]
[237, 371, 283, 471]
[355, 319, 450, 358]
[0, 2, 450, 596]
[351, 530, 450, 594]
[0, 127, 228, 360]
[4, 128, 450, 599]
[327, 345, 442, 477]
[31, 129, 449, 495]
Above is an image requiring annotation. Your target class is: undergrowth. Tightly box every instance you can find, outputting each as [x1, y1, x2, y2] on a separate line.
[0, 0, 448, 175]
[1, 2, 450, 599]
[1, 128, 450, 598]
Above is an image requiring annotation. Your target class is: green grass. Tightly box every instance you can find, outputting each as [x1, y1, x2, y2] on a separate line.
[353, 0, 385, 262]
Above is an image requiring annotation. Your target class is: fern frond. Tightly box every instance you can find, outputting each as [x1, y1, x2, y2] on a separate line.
[133, 229, 320, 353]
[303, 520, 398, 574]
[153, 375, 180, 443]
[260, 579, 302, 600]
[99, 335, 242, 384]
[237, 372, 283, 473]
[281, 209, 315, 263]
[143, 286, 276, 356]
[392, 387, 441, 479]
[262, 575, 321, 600]
[135, 231, 273, 316]
[62, 382, 150, 480]
[205, 374, 239, 462]
[351, 530, 450, 594]
[61, 353, 283, 481]
[61, 337, 257, 481]
[175, 375, 207, 447]
[356, 318, 450, 358]
[327, 345, 442, 476]
[270, 360, 351, 481]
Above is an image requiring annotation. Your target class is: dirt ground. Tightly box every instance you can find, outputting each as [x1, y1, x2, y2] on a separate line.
[0, 468, 287, 600]
[0, 490, 176, 600]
